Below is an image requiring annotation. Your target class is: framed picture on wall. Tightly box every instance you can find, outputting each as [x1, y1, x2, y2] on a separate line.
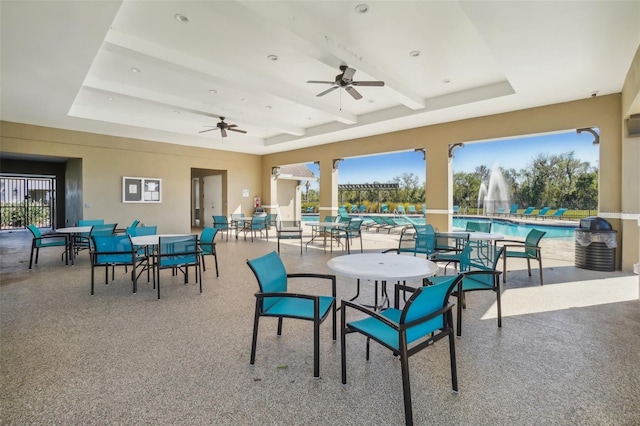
[122, 177, 162, 203]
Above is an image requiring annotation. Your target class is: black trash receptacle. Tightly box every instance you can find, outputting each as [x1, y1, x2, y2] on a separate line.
[575, 217, 617, 271]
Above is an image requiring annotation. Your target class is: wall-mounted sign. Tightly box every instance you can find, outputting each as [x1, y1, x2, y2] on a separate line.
[242, 189, 250, 197]
[123, 177, 162, 203]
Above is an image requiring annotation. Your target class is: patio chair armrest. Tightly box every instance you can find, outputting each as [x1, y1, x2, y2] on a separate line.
[401, 302, 455, 330]
[341, 299, 400, 330]
[287, 273, 336, 296]
[255, 291, 327, 303]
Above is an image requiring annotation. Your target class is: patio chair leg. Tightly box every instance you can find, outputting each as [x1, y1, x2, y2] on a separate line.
[250, 303, 261, 366]
[399, 351, 414, 426]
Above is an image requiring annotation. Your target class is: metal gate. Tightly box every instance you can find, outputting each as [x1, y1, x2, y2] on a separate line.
[0, 176, 56, 230]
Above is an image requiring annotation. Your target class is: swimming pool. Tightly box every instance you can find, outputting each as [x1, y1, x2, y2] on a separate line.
[301, 215, 575, 240]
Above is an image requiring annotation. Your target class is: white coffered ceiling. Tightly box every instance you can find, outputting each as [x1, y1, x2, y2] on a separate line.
[1, 1, 639, 155]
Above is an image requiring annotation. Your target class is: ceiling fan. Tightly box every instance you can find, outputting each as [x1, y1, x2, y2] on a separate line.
[199, 117, 247, 138]
[307, 65, 385, 100]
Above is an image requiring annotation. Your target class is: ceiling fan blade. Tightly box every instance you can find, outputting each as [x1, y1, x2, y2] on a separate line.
[198, 128, 217, 133]
[227, 124, 238, 128]
[307, 80, 335, 84]
[342, 67, 356, 81]
[316, 86, 339, 97]
[220, 128, 227, 138]
[352, 81, 385, 87]
[228, 128, 247, 134]
[344, 86, 362, 101]
[345, 86, 363, 100]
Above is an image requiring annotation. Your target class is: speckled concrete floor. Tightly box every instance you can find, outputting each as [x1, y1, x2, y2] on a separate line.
[1, 228, 638, 425]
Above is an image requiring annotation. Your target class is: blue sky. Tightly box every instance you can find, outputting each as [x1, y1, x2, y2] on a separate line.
[306, 130, 599, 188]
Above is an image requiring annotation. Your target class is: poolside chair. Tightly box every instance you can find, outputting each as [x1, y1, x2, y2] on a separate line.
[395, 205, 406, 215]
[536, 206, 551, 219]
[421, 204, 427, 215]
[155, 235, 201, 299]
[519, 206, 535, 218]
[380, 216, 411, 234]
[341, 278, 459, 426]
[431, 232, 470, 274]
[380, 204, 389, 213]
[363, 215, 387, 232]
[549, 208, 567, 220]
[75, 219, 105, 253]
[337, 207, 350, 219]
[494, 207, 506, 216]
[428, 241, 504, 336]
[407, 205, 417, 214]
[247, 251, 336, 378]
[359, 204, 367, 213]
[306, 206, 314, 213]
[508, 204, 519, 216]
[27, 224, 69, 269]
[198, 227, 219, 277]
[350, 205, 358, 213]
[453, 205, 460, 214]
[498, 229, 546, 285]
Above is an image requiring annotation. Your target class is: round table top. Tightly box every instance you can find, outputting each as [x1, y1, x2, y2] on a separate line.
[130, 234, 193, 245]
[55, 226, 93, 233]
[441, 231, 504, 241]
[327, 253, 438, 281]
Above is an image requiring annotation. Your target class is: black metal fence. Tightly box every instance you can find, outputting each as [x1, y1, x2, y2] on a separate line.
[0, 176, 56, 229]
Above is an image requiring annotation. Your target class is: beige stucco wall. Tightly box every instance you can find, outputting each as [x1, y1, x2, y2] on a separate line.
[0, 122, 261, 234]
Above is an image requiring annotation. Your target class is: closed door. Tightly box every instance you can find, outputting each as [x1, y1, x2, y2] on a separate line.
[203, 175, 222, 226]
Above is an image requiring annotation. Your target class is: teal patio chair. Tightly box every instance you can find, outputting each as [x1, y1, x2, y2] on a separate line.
[380, 204, 389, 213]
[126, 225, 157, 236]
[359, 204, 367, 213]
[231, 214, 246, 237]
[385, 224, 436, 259]
[536, 206, 551, 219]
[244, 215, 268, 242]
[247, 251, 336, 378]
[155, 235, 201, 299]
[198, 227, 219, 277]
[75, 219, 105, 252]
[428, 241, 504, 336]
[363, 215, 387, 232]
[341, 278, 460, 425]
[27, 224, 69, 269]
[395, 205, 406, 215]
[508, 204, 519, 216]
[337, 207, 350, 219]
[350, 205, 358, 213]
[494, 207, 506, 216]
[519, 206, 535, 218]
[498, 229, 546, 285]
[466, 220, 491, 233]
[431, 232, 471, 274]
[334, 219, 364, 254]
[407, 205, 417, 214]
[115, 219, 139, 234]
[213, 215, 236, 241]
[453, 205, 460, 214]
[90, 234, 148, 295]
[421, 204, 427, 214]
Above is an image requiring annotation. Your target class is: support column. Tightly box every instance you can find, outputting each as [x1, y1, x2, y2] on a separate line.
[425, 143, 454, 231]
[317, 159, 340, 219]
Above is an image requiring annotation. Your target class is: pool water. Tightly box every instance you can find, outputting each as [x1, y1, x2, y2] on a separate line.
[301, 215, 575, 240]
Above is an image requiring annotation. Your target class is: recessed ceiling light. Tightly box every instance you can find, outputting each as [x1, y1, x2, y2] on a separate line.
[306, 117, 312, 120]
[355, 4, 369, 14]
[265, 105, 272, 109]
[267, 55, 278, 61]
[409, 50, 421, 57]
[107, 97, 114, 101]
[367, 99, 374, 104]
[173, 111, 181, 114]
[442, 79, 451, 84]
[174, 14, 189, 23]
[209, 89, 217, 94]
[131, 67, 141, 73]
[240, 98, 247, 102]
